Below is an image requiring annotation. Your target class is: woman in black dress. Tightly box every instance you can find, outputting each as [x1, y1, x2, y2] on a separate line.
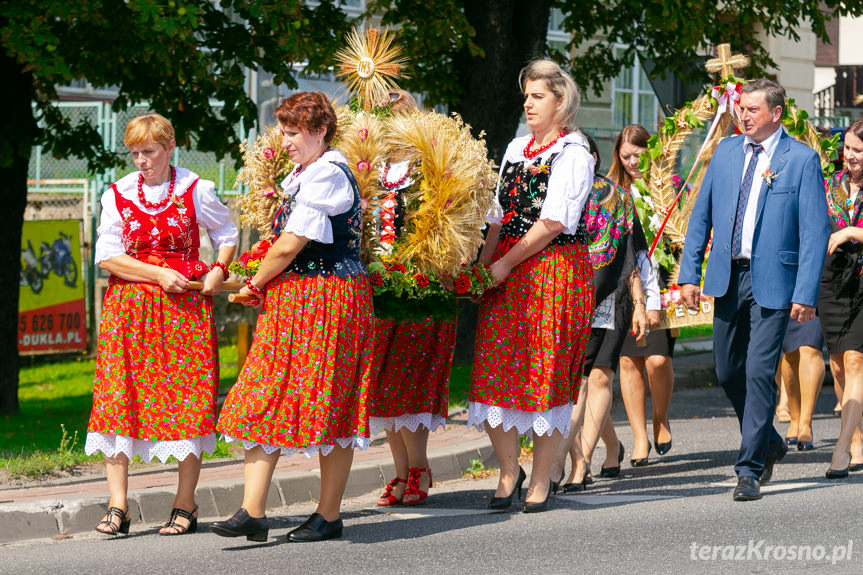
[607, 125, 674, 466]
[820, 120, 863, 477]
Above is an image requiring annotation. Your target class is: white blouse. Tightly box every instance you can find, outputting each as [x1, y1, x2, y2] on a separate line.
[489, 131, 595, 235]
[94, 167, 237, 264]
[279, 148, 355, 244]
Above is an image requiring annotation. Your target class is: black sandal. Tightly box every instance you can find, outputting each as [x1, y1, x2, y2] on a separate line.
[95, 506, 131, 536]
[160, 506, 198, 536]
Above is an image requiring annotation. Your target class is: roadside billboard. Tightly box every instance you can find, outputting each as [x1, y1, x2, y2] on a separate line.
[19, 220, 87, 353]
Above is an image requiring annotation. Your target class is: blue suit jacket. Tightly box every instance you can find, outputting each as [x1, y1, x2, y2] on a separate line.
[679, 130, 830, 309]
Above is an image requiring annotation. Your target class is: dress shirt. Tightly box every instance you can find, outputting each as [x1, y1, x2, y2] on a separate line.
[737, 127, 783, 259]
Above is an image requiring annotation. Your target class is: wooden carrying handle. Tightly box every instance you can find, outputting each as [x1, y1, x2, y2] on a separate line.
[187, 281, 246, 292]
[228, 293, 259, 303]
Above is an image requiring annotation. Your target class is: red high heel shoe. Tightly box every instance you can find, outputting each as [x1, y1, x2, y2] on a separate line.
[403, 468, 432, 506]
[377, 477, 408, 506]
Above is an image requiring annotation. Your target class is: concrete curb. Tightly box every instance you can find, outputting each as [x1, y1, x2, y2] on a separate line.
[0, 436, 495, 544]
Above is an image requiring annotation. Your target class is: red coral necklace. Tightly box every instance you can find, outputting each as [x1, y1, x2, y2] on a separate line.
[138, 166, 176, 209]
[381, 162, 413, 190]
[523, 130, 567, 159]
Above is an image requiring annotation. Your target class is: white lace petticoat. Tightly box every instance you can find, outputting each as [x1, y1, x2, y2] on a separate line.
[84, 432, 216, 463]
[467, 402, 573, 437]
[369, 412, 446, 436]
[222, 435, 369, 458]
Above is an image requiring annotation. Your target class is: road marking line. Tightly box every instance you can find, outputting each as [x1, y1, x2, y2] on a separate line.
[370, 508, 495, 519]
[555, 494, 674, 504]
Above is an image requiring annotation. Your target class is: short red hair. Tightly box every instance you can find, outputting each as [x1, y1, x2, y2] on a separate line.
[274, 91, 338, 144]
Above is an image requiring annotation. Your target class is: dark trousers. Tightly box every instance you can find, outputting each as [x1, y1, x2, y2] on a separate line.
[713, 264, 789, 479]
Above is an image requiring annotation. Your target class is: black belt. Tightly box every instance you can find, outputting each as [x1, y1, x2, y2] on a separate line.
[732, 258, 750, 269]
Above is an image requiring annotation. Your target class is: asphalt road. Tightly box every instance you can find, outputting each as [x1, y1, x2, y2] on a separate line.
[3, 387, 860, 575]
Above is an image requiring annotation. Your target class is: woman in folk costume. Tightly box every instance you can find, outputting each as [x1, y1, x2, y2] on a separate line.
[549, 133, 654, 493]
[608, 124, 675, 466]
[368, 90, 457, 507]
[213, 92, 373, 543]
[86, 113, 238, 536]
[820, 119, 863, 477]
[470, 58, 594, 513]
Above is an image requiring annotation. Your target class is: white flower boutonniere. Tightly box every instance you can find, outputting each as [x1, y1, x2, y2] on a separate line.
[762, 169, 782, 187]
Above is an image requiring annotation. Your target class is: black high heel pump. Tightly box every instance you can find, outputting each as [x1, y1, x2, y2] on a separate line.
[488, 467, 526, 510]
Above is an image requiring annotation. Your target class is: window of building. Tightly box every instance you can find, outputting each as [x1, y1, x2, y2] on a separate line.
[612, 51, 659, 129]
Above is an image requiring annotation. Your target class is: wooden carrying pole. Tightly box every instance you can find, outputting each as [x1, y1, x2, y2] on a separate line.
[187, 280, 245, 291]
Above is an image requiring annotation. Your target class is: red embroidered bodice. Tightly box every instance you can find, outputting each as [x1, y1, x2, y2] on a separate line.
[110, 178, 209, 281]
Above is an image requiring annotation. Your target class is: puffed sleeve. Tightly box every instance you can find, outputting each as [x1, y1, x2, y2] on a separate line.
[94, 189, 125, 264]
[539, 143, 595, 234]
[283, 164, 354, 243]
[194, 179, 238, 249]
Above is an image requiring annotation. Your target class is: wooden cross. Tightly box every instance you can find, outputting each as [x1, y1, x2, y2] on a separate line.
[705, 44, 749, 80]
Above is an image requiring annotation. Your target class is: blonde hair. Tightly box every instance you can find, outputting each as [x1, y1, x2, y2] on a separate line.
[124, 113, 175, 149]
[518, 58, 581, 131]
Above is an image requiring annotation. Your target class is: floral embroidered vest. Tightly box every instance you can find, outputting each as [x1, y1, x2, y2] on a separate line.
[497, 151, 587, 254]
[110, 178, 209, 283]
[272, 161, 365, 277]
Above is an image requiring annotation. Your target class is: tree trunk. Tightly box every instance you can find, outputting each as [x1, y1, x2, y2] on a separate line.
[0, 51, 39, 415]
[449, 0, 551, 366]
[452, 0, 552, 160]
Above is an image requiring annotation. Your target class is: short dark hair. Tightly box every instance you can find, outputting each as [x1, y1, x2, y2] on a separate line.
[274, 91, 338, 144]
[741, 78, 786, 116]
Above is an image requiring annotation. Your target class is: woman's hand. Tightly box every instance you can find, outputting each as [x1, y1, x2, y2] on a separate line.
[631, 303, 649, 343]
[647, 310, 661, 328]
[489, 259, 512, 288]
[200, 267, 225, 296]
[156, 268, 190, 293]
[238, 285, 265, 307]
[828, 227, 862, 254]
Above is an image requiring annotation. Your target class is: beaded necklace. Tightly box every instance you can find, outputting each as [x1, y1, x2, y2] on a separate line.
[381, 162, 413, 190]
[137, 166, 176, 209]
[523, 130, 567, 160]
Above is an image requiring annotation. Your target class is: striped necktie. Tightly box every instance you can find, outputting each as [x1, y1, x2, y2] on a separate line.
[731, 143, 763, 257]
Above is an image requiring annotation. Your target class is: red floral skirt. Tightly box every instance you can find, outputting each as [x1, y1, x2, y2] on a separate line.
[470, 243, 593, 412]
[217, 272, 374, 453]
[366, 316, 456, 433]
[88, 284, 218, 441]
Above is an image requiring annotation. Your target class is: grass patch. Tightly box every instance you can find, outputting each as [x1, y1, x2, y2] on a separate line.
[448, 363, 471, 408]
[678, 324, 713, 339]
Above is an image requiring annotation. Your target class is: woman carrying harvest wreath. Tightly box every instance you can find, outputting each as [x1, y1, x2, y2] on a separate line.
[469, 58, 594, 513]
[366, 90, 458, 507]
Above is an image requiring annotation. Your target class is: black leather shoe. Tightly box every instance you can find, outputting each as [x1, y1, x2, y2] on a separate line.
[826, 466, 850, 479]
[599, 442, 624, 477]
[488, 467, 526, 510]
[760, 442, 788, 484]
[797, 440, 815, 451]
[732, 476, 761, 501]
[849, 462, 863, 472]
[784, 436, 798, 446]
[522, 481, 552, 513]
[287, 513, 343, 542]
[631, 443, 652, 467]
[582, 470, 593, 485]
[211, 508, 269, 542]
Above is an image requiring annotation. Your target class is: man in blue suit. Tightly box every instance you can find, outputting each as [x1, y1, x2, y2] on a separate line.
[680, 78, 830, 501]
